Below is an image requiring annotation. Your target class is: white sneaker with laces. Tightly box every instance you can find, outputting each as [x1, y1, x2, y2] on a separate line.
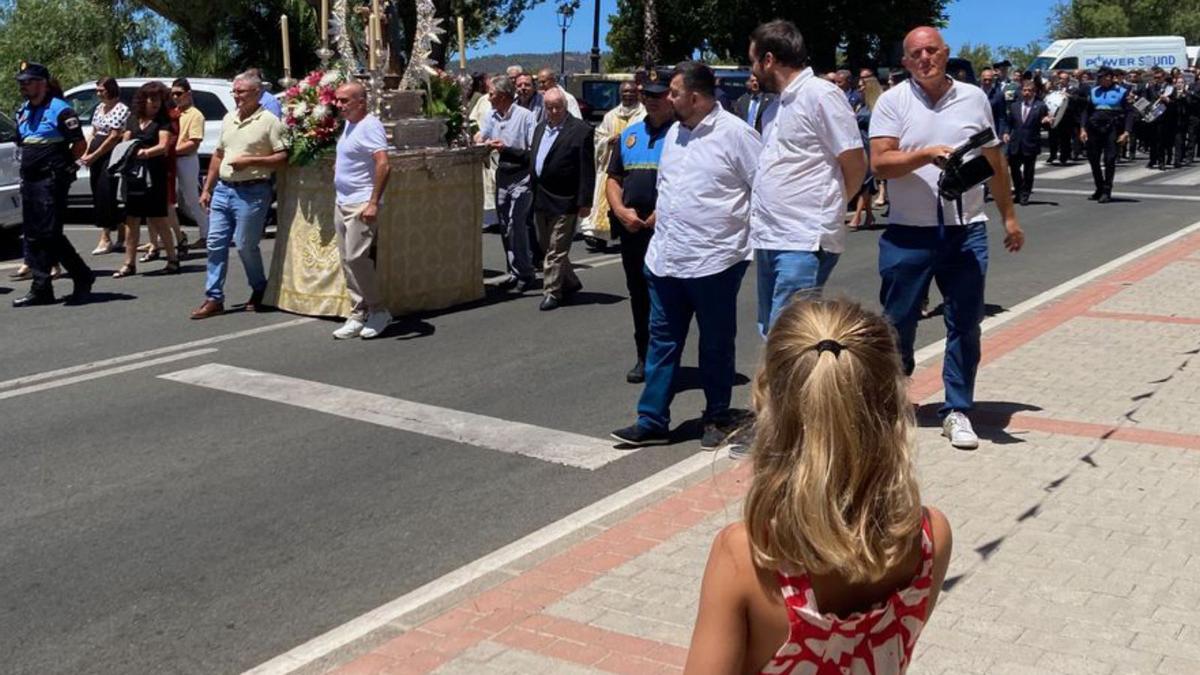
[360, 310, 393, 339]
[942, 411, 979, 450]
[333, 318, 365, 339]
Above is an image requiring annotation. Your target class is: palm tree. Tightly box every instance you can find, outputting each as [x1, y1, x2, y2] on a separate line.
[642, 0, 659, 69]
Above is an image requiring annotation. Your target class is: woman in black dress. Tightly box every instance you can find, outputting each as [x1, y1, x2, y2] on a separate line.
[114, 81, 178, 277]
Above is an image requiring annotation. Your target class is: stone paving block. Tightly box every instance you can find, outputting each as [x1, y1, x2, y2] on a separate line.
[1035, 650, 1118, 675]
[433, 642, 606, 674]
[1092, 261, 1200, 318]
[1158, 655, 1200, 674]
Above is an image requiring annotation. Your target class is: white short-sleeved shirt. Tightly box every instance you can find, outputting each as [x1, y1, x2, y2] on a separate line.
[751, 68, 864, 253]
[335, 114, 390, 205]
[649, 105, 762, 279]
[868, 77, 999, 227]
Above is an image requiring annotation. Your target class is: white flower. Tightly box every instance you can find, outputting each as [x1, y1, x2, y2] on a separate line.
[319, 71, 341, 87]
[293, 101, 309, 117]
[299, 82, 313, 92]
[313, 104, 330, 119]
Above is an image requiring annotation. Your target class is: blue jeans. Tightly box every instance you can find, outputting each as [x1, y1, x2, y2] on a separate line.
[755, 248, 840, 337]
[878, 223, 989, 416]
[204, 181, 272, 302]
[636, 261, 749, 433]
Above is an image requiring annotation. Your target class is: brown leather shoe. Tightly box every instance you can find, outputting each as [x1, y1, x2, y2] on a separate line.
[190, 298, 225, 320]
[244, 289, 266, 312]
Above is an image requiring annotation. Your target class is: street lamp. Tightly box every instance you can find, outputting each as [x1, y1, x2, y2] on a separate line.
[557, 4, 575, 76]
[589, 0, 601, 73]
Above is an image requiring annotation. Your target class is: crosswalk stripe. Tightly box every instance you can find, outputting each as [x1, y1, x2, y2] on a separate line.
[159, 363, 634, 470]
[1145, 166, 1200, 187]
[1038, 163, 1094, 180]
[1113, 166, 1164, 184]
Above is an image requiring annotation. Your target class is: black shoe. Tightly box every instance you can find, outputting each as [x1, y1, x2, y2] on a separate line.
[700, 422, 736, 451]
[63, 279, 93, 305]
[539, 295, 560, 311]
[1098, 192, 1112, 204]
[610, 423, 670, 446]
[1019, 194, 1030, 206]
[515, 277, 536, 293]
[13, 291, 56, 307]
[626, 359, 645, 384]
[1088, 189, 1102, 200]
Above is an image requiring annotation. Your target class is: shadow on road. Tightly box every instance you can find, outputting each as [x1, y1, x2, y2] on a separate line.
[915, 400, 1043, 445]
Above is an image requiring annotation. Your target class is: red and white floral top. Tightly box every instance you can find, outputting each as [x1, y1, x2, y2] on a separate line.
[760, 512, 934, 674]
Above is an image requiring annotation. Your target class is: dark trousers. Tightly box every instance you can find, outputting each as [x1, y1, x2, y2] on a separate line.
[617, 226, 653, 360]
[1049, 123, 1075, 162]
[636, 261, 748, 432]
[1007, 152, 1037, 197]
[1147, 120, 1172, 167]
[495, 178, 535, 281]
[1086, 124, 1120, 192]
[1174, 122, 1190, 166]
[21, 173, 90, 296]
[879, 223, 988, 416]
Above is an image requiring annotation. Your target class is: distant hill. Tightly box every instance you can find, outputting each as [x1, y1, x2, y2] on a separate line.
[465, 51, 612, 76]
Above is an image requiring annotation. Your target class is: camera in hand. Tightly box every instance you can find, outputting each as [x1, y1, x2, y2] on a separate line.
[937, 128, 996, 201]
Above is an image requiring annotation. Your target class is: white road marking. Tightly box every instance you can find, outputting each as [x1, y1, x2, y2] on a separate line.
[1037, 187, 1200, 203]
[159, 363, 635, 470]
[1114, 166, 1171, 184]
[1145, 166, 1200, 187]
[1037, 163, 1095, 180]
[0, 349, 218, 402]
[0, 318, 315, 391]
[241, 451, 716, 675]
[0, 261, 24, 271]
[913, 216, 1200, 367]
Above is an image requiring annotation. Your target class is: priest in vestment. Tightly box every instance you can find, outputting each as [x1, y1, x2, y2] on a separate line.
[468, 81, 499, 230]
[579, 82, 644, 248]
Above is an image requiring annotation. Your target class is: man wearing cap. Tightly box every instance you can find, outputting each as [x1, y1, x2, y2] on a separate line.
[1080, 66, 1133, 203]
[12, 62, 93, 307]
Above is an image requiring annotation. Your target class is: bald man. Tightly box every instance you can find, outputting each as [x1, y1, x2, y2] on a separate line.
[536, 67, 582, 119]
[869, 26, 1024, 450]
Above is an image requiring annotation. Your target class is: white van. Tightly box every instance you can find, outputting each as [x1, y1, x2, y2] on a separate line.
[1188, 46, 1199, 68]
[1028, 36, 1188, 72]
[0, 111, 22, 232]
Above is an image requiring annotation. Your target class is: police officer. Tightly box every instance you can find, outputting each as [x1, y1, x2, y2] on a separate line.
[1080, 66, 1134, 204]
[12, 62, 91, 307]
[604, 80, 674, 384]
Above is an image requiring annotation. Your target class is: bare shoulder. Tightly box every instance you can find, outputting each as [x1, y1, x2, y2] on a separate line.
[924, 505, 953, 558]
[712, 522, 754, 568]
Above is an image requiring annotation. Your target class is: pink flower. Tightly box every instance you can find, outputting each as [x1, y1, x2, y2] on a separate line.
[286, 86, 300, 98]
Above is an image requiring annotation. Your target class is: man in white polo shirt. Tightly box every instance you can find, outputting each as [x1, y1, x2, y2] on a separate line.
[611, 61, 762, 451]
[331, 80, 393, 339]
[870, 26, 1025, 450]
[749, 20, 867, 336]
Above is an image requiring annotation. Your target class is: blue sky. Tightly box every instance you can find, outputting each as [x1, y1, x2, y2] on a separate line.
[466, 0, 1055, 58]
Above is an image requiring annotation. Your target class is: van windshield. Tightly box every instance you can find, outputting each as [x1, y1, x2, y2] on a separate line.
[1027, 57, 1056, 72]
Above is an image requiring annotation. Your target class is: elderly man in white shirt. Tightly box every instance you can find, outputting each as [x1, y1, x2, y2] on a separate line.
[870, 26, 1024, 450]
[536, 67, 582, 119]
[611, 61, 762, 451]
[749, 20, 867, 336]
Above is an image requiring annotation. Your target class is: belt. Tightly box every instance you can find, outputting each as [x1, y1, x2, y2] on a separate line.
[219, 178, 271, 188]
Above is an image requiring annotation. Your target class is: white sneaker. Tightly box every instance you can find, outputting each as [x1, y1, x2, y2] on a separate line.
[332, 318, 364, 340]
[942, 411, 979, 450]
[360, 310, 393, 339]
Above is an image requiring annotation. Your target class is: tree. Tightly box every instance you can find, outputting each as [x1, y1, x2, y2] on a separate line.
[0, 0, 173, 112]
[956, 42, 995, 75]
[606, 0, 950, 72]
[998, 41, 1044, 71]
[1049, 0, 1200, 42]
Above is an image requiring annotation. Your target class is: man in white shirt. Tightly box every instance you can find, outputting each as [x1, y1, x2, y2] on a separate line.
[748, 20, 867, 336]
[536, 68, 582, 119]
[869, 26, 1024, 449]
[330, 81, 393, 339]
[611, 62, 762, 451]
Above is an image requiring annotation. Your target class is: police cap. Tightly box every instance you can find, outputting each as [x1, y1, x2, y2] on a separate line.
[642, 81, 669, 96]
[1096, 66, 1114, 78]
[16, 61, 50, 82]
[991, 59, 1012, 69]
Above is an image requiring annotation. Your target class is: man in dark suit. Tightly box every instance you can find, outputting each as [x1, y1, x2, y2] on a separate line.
[733, 74, 774, 132]
[979, 68, 1008, 133]
[1004, 79, 1050, 205]
[528, 87, 595, 311]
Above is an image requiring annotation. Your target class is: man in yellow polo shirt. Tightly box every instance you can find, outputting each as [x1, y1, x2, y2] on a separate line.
[193, 70, 287, 319]
[171, 78, 208, 247]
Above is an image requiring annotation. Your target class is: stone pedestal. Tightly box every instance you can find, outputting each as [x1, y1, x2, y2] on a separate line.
[264, 146, 489, 318]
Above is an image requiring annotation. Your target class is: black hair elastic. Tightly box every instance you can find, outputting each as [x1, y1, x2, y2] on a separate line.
[814, 339, 843, 357]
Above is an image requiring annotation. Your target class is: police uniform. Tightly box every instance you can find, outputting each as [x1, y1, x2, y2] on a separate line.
[13, 62, 91, 305]
[606, 110, 673, 382]
[1082, 75, 1134, 203]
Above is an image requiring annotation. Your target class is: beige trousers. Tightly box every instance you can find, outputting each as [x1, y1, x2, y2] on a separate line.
[535, 212, 581, 299]
[334, 202, 383, 320]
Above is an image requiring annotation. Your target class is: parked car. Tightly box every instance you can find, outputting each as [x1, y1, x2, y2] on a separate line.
[567, 73, 635, 124]
[61, 77, 236, 210]
[0, 111, 22, 232]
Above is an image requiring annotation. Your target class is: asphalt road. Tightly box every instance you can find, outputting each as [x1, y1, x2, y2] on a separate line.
[2, 157, 1198, 674]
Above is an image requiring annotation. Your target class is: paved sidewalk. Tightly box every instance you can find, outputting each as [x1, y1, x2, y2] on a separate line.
[309, 227, 1200, 675]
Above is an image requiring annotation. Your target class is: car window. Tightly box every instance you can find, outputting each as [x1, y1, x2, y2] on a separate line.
[1053, 57, 1078, 70]
[192, 91, 228, 121]
[65, 89, 100, 120]
[581, 81, 620, 113]
[0, 112, 17, 143]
